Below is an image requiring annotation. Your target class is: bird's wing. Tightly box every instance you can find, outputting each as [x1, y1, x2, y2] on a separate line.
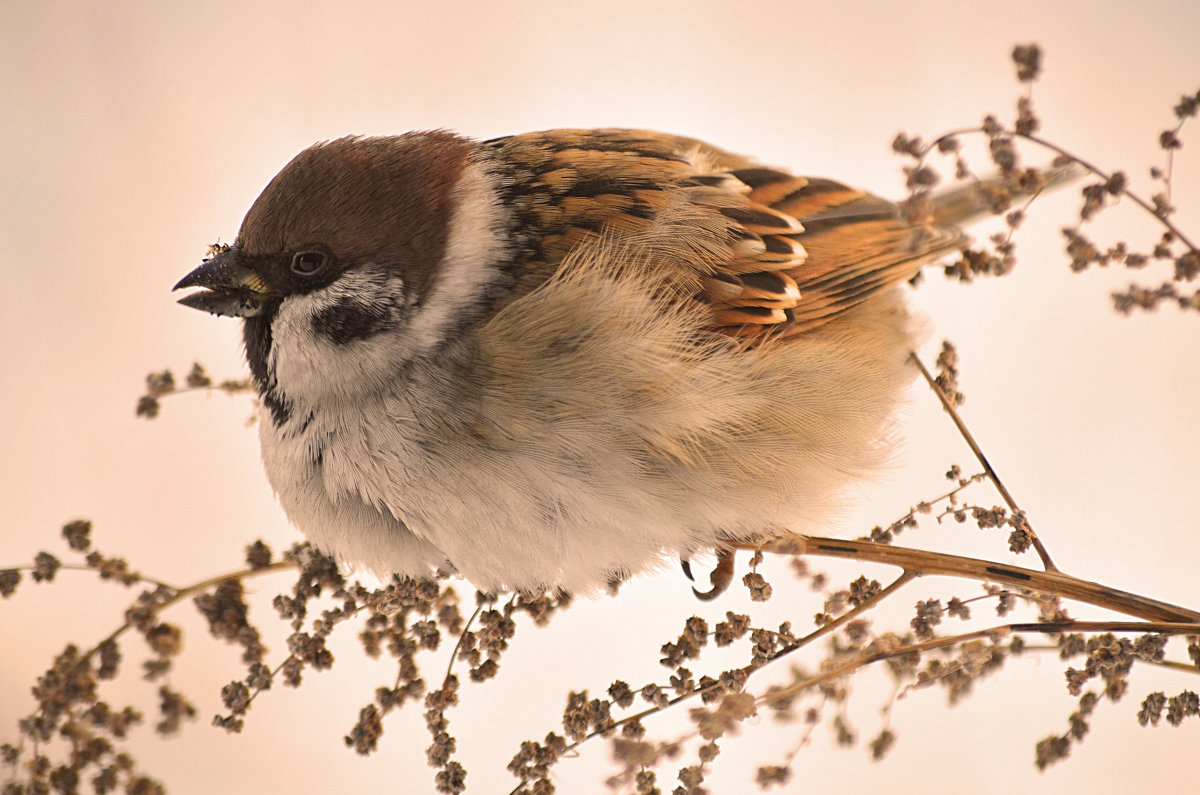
[700, 166, 966, 336]
[486, 129, 966, 339]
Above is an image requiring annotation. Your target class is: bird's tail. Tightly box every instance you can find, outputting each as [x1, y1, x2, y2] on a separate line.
[928, 161, 1085, 229]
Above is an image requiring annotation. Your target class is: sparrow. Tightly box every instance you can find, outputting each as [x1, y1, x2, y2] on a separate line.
[174, 128, 1050, 597]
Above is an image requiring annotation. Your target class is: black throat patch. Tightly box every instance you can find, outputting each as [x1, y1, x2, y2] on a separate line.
[242, 304, 292, 427]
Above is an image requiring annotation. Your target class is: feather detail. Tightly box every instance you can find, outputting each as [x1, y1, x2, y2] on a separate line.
[486, 129, 970, 344]
[226, 127, 1083, 595]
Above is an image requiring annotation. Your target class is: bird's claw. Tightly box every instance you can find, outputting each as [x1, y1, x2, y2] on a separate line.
[691, 548, 735, 602]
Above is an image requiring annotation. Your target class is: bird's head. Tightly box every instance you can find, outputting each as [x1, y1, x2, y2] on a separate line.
[174, 132, 511, 410]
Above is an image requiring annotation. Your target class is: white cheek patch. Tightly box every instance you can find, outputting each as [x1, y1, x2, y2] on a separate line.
[264, 157, 509, 410]
[267, 269, 409, 408]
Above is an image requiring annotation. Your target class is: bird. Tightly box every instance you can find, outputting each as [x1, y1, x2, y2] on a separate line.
[174, 128, 1062, 598]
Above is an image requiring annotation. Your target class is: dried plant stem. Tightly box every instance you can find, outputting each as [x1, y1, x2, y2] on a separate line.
[11, 559, 297, 775]
[758, 618, 1200, 710]
[1016, 129, 1196, 251]
[909, 351, 1058, 572]
[165, 560, 296, 598]
[509, 569, 919, 795]
[771, 570, 918, 657]
[1016, 644, 1200, 675]
[924, 125, 1197, 253]
[5, 563, 177, 592]
[521, 568, 1200, 794]
[743, 534, 1200, 624]
[444, 602, 484, 686]
[74, 560, 296, 670]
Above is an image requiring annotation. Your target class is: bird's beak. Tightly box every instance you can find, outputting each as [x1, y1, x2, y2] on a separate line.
[174, 246, 273, 318]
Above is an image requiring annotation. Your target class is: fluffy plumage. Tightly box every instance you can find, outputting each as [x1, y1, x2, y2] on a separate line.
[175, 128, 1002, 594]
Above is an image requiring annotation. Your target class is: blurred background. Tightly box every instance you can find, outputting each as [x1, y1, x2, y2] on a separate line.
[2, 1, 1197, 792]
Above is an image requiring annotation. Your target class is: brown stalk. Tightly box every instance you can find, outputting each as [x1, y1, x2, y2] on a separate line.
[740, 534, 1200, 624]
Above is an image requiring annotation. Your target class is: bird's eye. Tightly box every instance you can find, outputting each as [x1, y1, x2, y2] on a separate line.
[290, 250, 327, 275]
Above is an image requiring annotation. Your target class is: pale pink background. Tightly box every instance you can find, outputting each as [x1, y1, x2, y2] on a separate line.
[2, 1, 1198, 793]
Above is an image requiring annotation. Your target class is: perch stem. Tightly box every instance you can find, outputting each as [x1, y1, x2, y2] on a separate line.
[909, 351, 1058, 572]
[742, 534, 1200, 624]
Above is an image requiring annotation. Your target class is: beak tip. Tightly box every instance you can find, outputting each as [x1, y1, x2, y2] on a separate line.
[176, 288, 250, 318]
[175, 245, 240, 292]
[176, 290, 212, 313]
[174, 246, 269, 317]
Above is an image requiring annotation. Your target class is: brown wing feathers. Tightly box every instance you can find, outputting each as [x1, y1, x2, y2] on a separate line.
[487, 130, 966, 339]
[704, 167, 966, 337]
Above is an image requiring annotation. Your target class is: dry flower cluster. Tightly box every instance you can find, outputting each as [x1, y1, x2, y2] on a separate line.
[3, 45, 1198, 794]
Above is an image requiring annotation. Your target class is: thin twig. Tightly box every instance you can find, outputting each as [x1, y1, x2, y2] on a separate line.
[760, 571, 918, 664]
[923, 125, 1198, 253]
[5, 563, 177, 592]
[73, 560, 296, 673]
[511, 569, 918, 794]
[757, 618, 1200, 709]
[743, 534, 1200, 624]
[168, 560, 296, 600]
[909, 350, 1058, 572]
[20, 559, 299, 746]
[444, 602, 484, 688]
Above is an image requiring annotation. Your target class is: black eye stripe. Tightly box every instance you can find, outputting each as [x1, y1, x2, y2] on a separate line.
[311, 293, 399, 344]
